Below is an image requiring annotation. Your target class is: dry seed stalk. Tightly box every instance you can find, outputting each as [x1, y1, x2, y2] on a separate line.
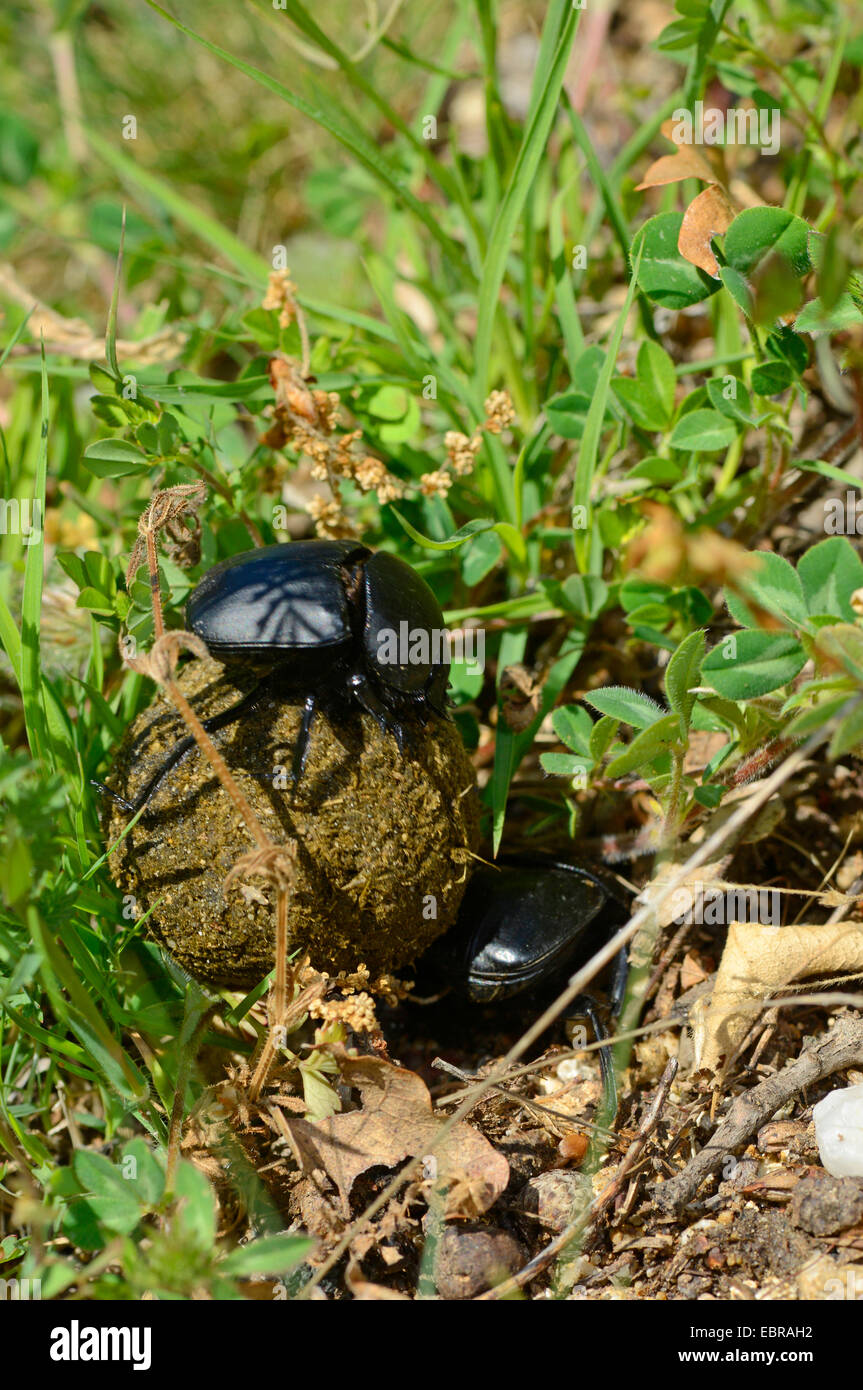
[122, 486, 300, 1118]
[125, 483, 206, 639]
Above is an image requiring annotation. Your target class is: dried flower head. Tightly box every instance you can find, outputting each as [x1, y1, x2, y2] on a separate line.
[354, 456, 404, 503]
[223, 841, 297, 895]
[419, 468, 454, 498]
[121, 628, 209, 683]
[125, 482, 207, 589]
[483, 389, 516, 434]
[262, 269, 298, 329]
[307, 493, 357, 539]
[309, 991, 379, 1035]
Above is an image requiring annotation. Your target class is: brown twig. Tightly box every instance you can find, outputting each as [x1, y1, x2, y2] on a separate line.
[643, 918, 694, 1007]
[124, 629, 274, 855]
[655, 1013, 863, 1213]
[431, 1058, 616, 1139]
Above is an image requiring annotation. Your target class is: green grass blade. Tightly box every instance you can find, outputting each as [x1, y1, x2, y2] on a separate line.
[379, 36, 464, 80]
[19, 345, 50, 765]
[683, 0, 734, 108]
[145, 2, 467, 274]
[300, 297, 398, 342]
[86, 130, 269, 285]
[472, 4, 580, 394]
[608, 90, 683, 186]
[390, 508, 526, 564]
[105, 207, 126, 379]
[0, 305, 36, 369]
[362, 254, 471, 410]
[525, 0, 568, 108]
[573, 241, 643, 572]
[490, 637, 586, 854]
[26, 908, 150, 1105]
[550, 190, 585, 371]
[563, 99, 632, 277]
[272, 0, 476, 224]
[563, 96, 655, 339]
[0, 589, 22, 685]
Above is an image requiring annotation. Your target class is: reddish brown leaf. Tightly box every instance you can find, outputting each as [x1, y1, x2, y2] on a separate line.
[677, 185, 737, 277]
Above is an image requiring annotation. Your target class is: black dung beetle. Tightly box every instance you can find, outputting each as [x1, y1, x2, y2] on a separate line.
[419, 855, 630, 1113]
[100, 540, 450, 815]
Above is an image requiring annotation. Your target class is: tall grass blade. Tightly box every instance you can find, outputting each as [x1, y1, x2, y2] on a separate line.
[573, 242, 643, 572]
[473, 4, 580, 392]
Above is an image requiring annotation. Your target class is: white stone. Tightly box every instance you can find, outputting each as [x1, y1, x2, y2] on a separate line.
[813, 1083, 863, 1177]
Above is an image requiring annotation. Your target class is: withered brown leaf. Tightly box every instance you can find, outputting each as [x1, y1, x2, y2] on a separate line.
[499, 662, 544, 733]
[677, 185, 736, 278]
[281, 1055, 509, 1220]
[636, 119, 729, 192]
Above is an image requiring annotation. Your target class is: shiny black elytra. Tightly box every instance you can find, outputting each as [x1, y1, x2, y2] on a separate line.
[99, 540, 450, 816]
[420, 855, 629, 1112]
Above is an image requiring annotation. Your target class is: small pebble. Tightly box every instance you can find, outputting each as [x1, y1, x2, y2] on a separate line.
[790, 1172, 863, 1236]
[517, 1170, 592, 1236]
[813, 1083, 863, 1178]
[433, 1224, 526, 1300]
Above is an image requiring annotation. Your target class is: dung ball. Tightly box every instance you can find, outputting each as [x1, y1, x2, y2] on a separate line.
[104, 657, 480, 987]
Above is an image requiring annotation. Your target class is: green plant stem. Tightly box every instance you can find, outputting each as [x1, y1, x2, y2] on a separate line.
[664, 745, 686, 840]
[164, 1007, 214, 1200]
[562, 96, 656, 340]
[716, 432, 744, 495]
[726, 26, 843, 188]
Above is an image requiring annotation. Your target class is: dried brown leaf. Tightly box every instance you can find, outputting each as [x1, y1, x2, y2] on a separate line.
[677, 185, 736, 277]
[635, 120, 728, 191]
[499, 663, 543, 733]
[281, 1055, 509, 1220]
[695, 921, 863, 1070]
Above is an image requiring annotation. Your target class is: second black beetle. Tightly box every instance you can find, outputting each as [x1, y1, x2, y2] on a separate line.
[106, 539, 451, 815]
[420, 854, 630, 1113]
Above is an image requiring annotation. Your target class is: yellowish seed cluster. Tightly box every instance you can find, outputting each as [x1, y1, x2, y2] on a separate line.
[308, 991, 378, 1035]
[258, 330, 516, 536]
[261, 269, 298, 329]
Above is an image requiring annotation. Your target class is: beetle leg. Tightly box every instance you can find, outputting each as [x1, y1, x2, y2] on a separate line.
[348, 673, 391, 737]
[350, 674, 411, 757]
[608, 942, 629, 1018]
[90, 779, 135, 813]
[289, 693, 317, 792]
[569, 992, 618, 1120]
[92, 676, 273, 817]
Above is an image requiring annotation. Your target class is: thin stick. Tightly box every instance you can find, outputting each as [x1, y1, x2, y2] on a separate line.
[145, 530, 165, 640]
[248, 890, 292, 1104]
[431, 1059, 616, 1140]
[161, 673, 271, 850]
